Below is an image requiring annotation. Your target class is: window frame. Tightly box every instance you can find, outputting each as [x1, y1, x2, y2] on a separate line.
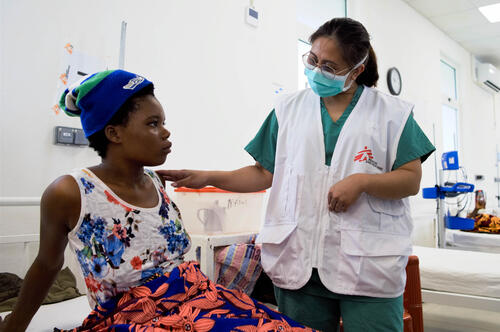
[440, 57, 461, 153]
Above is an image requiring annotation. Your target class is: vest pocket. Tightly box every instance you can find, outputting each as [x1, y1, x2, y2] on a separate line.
[367, 195, 405, 216]
[340, 229, 412, 256]
[367, 195, 412, 235]
[283, 168, 298, 219]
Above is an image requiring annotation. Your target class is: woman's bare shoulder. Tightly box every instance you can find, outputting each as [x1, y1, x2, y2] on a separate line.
[41, 175, 81, 229]
[43, 175, 80, 200]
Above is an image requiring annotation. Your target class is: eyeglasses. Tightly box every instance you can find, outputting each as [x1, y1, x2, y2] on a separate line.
[302, 52, 349, 80]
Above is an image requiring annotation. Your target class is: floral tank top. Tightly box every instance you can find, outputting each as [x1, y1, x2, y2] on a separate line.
[67, 168, 191, 308]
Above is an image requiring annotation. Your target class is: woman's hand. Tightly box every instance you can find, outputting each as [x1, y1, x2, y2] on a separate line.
[328, 174, 366, 213]
[327, 159, 423, 213]
[156, 169, 210, 189]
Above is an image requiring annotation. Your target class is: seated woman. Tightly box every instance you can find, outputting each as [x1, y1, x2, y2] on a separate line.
[0, 70, 315, 332]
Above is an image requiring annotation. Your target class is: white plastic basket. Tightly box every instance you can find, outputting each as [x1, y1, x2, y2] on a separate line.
[173, 187, 265, 235]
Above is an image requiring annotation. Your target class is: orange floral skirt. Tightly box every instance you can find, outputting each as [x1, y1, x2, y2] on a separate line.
[58, 261, 316, 332]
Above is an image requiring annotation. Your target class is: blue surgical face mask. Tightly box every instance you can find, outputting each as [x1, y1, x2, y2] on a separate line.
[305, 55, 368, 97]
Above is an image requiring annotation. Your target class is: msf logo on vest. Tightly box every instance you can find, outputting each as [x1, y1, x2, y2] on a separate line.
[354, 146, 382, 171]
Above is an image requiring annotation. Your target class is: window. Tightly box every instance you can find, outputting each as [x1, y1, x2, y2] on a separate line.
[297, 39, 311, 90]
[441, 60, 457, 102]
[440, 59, 459, 152]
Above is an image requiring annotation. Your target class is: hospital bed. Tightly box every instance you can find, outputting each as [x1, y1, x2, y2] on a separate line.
[446, 228, 500, 253]
[0, 296, 90, 332]
[0, 197, 98, 330]
[412, 245, 500, 312]
[0, 234, 91, 331]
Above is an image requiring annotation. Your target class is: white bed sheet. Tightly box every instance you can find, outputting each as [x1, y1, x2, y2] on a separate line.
[446, 229, 500, 253]
[0, 295, 90, 331]
[412, 246, 500, 299]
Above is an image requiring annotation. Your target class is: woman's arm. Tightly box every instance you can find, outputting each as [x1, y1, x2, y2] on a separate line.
[0, 176, 80, 332]
[360, 158, 422, 199]
[157, 162, 273, 193]
[328, 159, 422, 212]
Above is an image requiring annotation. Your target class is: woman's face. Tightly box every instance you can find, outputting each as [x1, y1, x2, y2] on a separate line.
[115, 95, 172, 166]
[309, 36, 363, 85]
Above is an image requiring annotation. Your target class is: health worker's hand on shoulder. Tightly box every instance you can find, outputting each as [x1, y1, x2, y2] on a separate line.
[156, 169, 210, 189]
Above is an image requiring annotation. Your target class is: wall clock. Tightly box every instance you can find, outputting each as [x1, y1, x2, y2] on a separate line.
[387, 67, 402, 96]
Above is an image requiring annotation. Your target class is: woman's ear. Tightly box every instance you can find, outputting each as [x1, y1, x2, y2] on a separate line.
[104, 125, 122, 144]
[351, 64, 365, 81]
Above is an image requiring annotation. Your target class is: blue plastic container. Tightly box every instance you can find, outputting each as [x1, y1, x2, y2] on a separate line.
[444, 215, 475, 230]
[441, 151, 459, 170]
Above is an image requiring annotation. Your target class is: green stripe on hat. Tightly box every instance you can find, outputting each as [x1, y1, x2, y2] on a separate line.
[59, 70, 115, 117]
[75, 70, 115, 102]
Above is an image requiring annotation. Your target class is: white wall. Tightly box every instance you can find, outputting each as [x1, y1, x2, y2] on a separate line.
[2, 0, 500, 249]
[0, 0, 297, 236]
[296, 0, 346, 42]
[349, 0, 500, 246]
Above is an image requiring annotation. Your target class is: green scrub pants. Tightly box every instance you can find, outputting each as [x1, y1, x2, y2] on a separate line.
[274, 269, 403, 332]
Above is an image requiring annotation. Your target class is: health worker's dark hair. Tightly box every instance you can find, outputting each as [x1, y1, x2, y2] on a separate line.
[310, 17, 379, 87]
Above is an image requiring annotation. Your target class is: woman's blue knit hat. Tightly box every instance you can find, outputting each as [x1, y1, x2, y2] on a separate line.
[59, 70, 153, 137]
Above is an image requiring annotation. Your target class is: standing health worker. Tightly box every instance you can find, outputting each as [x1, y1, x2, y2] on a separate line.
[159, 17, 435, 332]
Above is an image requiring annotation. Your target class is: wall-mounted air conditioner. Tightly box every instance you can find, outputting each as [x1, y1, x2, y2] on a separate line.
[473, 58, 500, 93]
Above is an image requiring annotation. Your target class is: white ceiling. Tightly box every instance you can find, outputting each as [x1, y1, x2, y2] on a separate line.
[402, 0, 500, 67]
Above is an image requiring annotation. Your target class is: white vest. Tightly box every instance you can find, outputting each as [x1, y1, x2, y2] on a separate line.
[256, 87, 413, 298]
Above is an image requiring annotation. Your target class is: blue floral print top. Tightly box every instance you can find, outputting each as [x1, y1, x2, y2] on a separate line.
[68, 168, 191, 308]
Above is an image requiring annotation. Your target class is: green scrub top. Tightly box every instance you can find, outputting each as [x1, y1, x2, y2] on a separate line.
[245, 85, 436, 173]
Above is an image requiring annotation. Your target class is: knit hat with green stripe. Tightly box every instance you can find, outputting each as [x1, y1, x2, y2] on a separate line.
[59, 70, 153, 137]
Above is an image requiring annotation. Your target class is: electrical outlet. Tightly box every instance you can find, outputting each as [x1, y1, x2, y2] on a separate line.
[74, 128, 89, 145]
[55, 126, 74, 144]
[54, 126, 88, 146]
